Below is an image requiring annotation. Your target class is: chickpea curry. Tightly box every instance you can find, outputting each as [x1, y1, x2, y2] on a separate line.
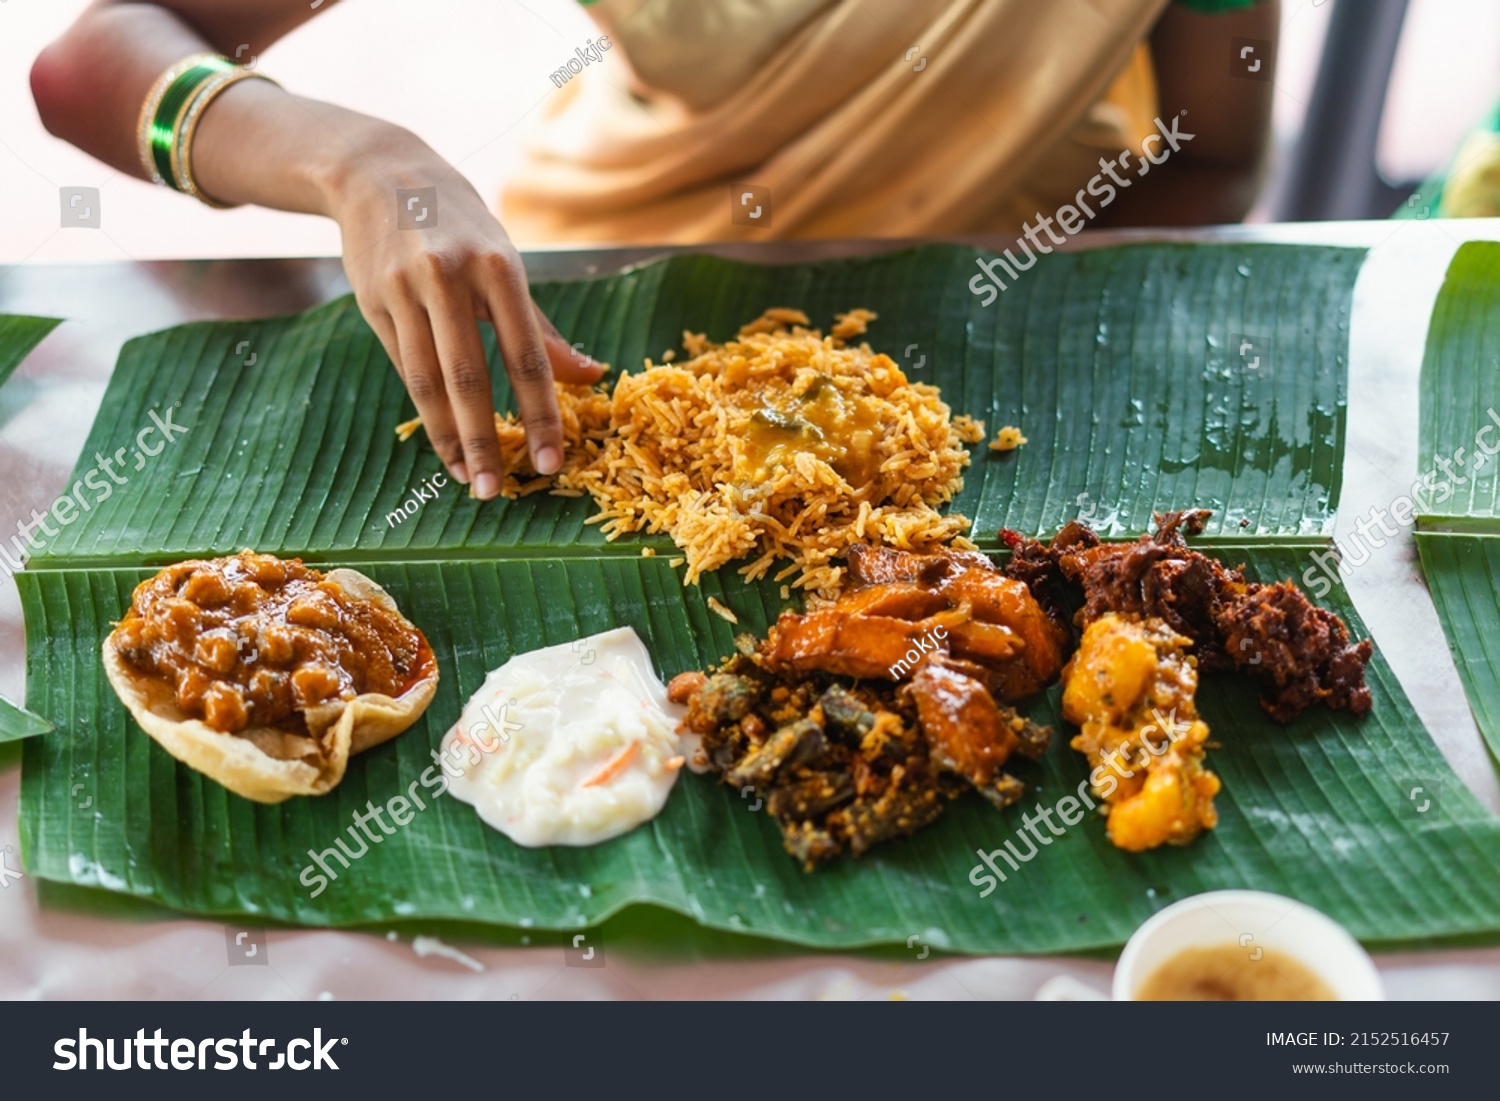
[111, 552, 433, 736]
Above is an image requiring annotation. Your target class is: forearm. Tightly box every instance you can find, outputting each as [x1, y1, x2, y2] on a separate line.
[27, 1, 691, 495]
[30, 0, 416, 217]
[190, 82, 429, 218]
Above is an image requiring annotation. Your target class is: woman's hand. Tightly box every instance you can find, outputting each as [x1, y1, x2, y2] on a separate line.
[326, 126, 603, 499]
[32, 0, 601, 503]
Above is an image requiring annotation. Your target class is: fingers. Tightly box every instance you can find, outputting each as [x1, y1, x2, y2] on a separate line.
[389, 304, 471, 486]
[485, 271, 566, 476]
[364, 306, 405, 390]
[534, 304, 605, 385]
[374, 250, 605, 495]
[426, 285, 505, 499]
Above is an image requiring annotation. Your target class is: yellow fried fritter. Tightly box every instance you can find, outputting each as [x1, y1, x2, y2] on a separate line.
[1061, 613, 1219, 851]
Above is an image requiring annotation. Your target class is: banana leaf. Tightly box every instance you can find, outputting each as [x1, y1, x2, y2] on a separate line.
[0, 696, 53, 743]
[1416, 533, 1500, 760]
[1417, 241, 1500, 520]
[0, 314, 61, 390]
[19, 548, 1500, 951]
[2, 315, 63, 742]
[24, 241, 1500, 953]
[32, 242, 1358, 566]
[1416, 242, 1500, 760]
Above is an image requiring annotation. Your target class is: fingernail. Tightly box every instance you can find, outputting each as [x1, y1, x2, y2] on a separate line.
[450, 462, 469, 485]
[475, 471, 501, 500]
[534, 446, 562, 476]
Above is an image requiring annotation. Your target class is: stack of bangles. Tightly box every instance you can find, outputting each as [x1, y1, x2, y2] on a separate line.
[135, 53, 278, 208]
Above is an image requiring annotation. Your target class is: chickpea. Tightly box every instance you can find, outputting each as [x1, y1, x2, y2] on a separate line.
[192, 629, 239, 674]
[181, 568, 231, 607]
[161, 598, 200, 646]
[202, 682, 249, 733]
[291, 663, 342, 708]
[174, 666, 212, 715]
[241, 553, 287, 588]
[258, 622, 296, 665]
[286, 593, 339, 631]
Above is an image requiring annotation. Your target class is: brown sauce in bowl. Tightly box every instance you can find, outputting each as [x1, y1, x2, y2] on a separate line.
[1136, 943, 1337, 1001]
[111, 552, 431, 734]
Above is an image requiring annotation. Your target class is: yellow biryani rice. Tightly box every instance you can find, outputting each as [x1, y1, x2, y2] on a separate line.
[398, 309, 984, 597]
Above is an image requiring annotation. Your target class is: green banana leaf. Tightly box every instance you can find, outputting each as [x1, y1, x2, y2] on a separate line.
[1, 314, 63, 742]
[1416, 242, 1500, 760]
[1416, 533, 1500, 760]
[1418, 242, 1500, 521]
[0, 696, 53, 743]
[0, 314, 61, 390]
[19, 548, 1500, 952]
[32, 242, 1357, 566]
[23, 241, 1500, 953]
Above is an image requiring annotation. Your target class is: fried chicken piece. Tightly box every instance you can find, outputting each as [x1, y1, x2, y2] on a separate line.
[943, 619, 1022, 665]
[769, 545, 1067, 699]
[907, 665, 1019, 779]
[1061, 613, 1220, 851]
[1004, 510, 1372, 722]
[832, 581, 950, 620]
[929, 657, 1053, 763]
[672, 542, 1069, 869]
[905, 664, 1047, 809]
[763, 607, 978, 680]
[937, 566, 1069, 697]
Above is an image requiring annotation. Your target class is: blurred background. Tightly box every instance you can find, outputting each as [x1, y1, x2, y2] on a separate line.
[0, 0, 1496, 264]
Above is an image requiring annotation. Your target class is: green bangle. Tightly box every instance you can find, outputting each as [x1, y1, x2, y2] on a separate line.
[146, 57, 235, 192]
[137, 53, 216, 186]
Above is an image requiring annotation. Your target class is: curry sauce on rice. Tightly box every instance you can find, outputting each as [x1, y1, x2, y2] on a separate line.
[398, 309, 984, 596]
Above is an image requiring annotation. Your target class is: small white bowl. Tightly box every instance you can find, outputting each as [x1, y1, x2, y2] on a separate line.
[1113, 890, 1384, 1001]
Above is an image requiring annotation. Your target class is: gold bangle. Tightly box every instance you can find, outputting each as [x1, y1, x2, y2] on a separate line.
[136, 52, 220, 186]
[171, 69, 278, 208]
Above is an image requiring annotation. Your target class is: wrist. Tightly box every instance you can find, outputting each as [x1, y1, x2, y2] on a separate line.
[309, 113, 436, 220]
